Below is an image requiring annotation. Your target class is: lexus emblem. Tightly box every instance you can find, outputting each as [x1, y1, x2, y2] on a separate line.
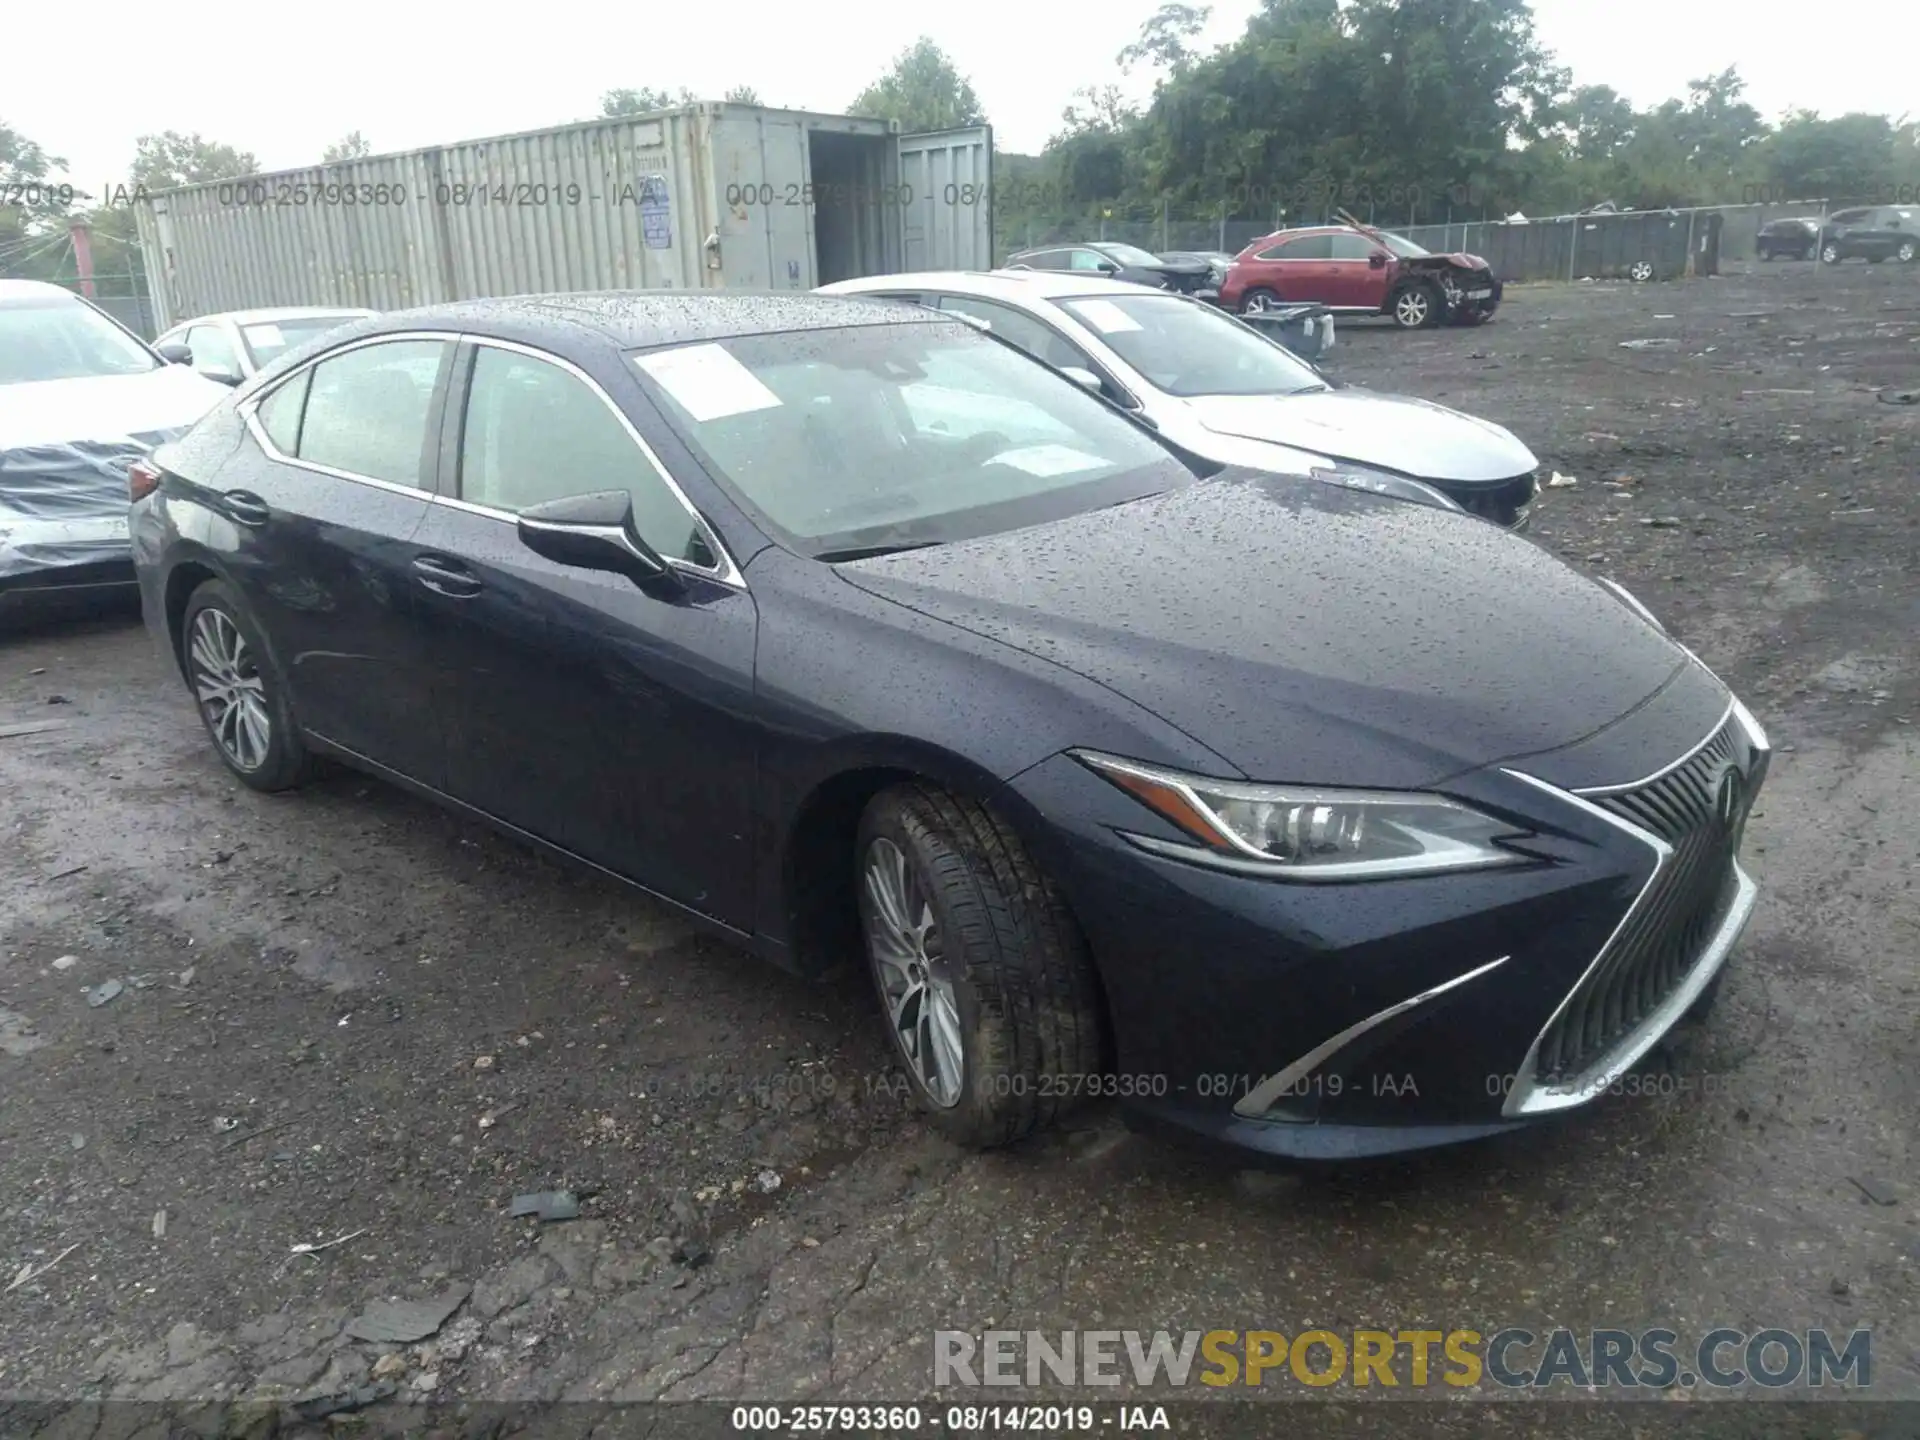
[1715, 764, 1748, 833]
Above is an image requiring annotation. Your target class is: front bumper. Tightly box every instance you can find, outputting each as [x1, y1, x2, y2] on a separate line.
[1445, 275, 1503, 323]
[1013, 693, 1767, 1160]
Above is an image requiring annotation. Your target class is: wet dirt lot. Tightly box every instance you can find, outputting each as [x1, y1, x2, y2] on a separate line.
[1, 260, 1916, 1433]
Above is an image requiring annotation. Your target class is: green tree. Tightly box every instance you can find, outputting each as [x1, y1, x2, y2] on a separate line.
[130, 132, 259, 192]
[724, 85, 762, 104]
[322, 131, 371, 163]
[599, 86, 697, 117]
[849, 39, 987, 132]
[1117, 3, 1213, 74]
[1, 122, 77, 279]
[1760, 110, 1903, 201]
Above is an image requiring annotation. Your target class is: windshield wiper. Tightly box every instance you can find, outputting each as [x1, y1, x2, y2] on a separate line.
[815, 540, 944, 562]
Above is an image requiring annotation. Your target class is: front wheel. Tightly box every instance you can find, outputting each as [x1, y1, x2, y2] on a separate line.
[1757, 245, 1774, 262]
[181, 579, 312, 792]
[856, 784, 1105, 1148]
[1821, 243, 1841, 264]
[1628, 261, 1655, 282]
[1239, 287, 1283, 315]
[1899, 241, 1918, 264]
[1390, 283, 1440, 329]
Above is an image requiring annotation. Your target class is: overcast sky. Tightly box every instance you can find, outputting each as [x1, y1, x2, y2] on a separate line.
[11, 0, 1912, 191]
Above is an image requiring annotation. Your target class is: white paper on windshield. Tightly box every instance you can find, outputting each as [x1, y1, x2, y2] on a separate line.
[634, 344, 782, 422]
[243, 323, 285, 348]
[993, 444, 1108, 477]
[1070, 299, 1143, 334]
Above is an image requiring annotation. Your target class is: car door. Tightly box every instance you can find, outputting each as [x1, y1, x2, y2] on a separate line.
[407, 336, 759, 926]
[1263, 233, 1334, 302]
[1324, 232, 1384, 307]
[223, 334, 453, 782]
[1826, 209, 1870, 256]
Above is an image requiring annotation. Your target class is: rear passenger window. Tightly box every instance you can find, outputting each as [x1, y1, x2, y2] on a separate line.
[459, 345, 716, 567]
[296, 340, 448, 487]
[256, 368, 311, 454]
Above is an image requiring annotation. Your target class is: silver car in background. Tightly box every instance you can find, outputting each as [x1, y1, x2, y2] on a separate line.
[820, 270, 1538, 528]
[154, 307, 377, 386]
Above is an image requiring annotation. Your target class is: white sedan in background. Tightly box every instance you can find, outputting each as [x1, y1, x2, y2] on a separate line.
[154, 306, 376, 385]
[820, 270, 1539, 528]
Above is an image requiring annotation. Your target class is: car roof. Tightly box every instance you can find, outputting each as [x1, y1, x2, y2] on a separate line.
[175, 306, 379, 327]
[0, 278, 85, 306]
[354, 290, 944, 349]
[821, 270, 1176, 303]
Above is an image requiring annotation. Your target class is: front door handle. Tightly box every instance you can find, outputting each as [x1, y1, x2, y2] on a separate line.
[411, 554, 483, 598]
[222, 489, 271, 527]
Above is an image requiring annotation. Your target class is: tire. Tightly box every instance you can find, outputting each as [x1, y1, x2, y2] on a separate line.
[180, 578, 312, 792]
[1821, 243, 1841, 264]
[1628, 261, 1655, 282]
[1390, 282, 1440, 329]
[1899, 241, 1918, 264]
[856, 783, 1105, 1148]
[1239, 287, 1283, 315]
[1757, 245, 1773, 262]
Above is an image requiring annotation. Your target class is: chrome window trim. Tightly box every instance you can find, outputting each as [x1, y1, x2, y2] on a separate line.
[239, 329, 462, 493]
[1495, 766, 1758, 1118]
[1232, 955, 1512, 1119]
[1570, 698, 1736, 798]
[238, 329, 745, 590]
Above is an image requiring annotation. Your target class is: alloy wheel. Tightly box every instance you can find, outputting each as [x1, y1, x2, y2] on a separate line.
[1629, 261, 1654, 282]
[861, 836, 964, 1107]
[1900, 242, 1916, 263]
[1394, 290, 1430, 327]
[1244, 291, 1276, 314]
[188, 608, 271, 772]
[1822, 244, 1840, 264]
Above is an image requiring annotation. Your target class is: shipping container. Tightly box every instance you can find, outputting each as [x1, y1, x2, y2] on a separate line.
[133, 105, 993, 328]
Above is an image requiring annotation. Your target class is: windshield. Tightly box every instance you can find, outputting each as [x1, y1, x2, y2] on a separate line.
[1375, 231, 1432, 259]
[241, 314, 367, 367]
[1098, 243, 1164, 267]
[1057, 292, 1327, 399]
[0, 294, 159, 385]
[631, 322, 1191, 557]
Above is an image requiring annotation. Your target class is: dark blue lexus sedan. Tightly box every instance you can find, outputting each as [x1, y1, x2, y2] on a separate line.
[129, 292, 1770, 1160]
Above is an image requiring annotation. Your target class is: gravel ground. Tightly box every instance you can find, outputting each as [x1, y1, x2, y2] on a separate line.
[1, 260, 1915, 1434]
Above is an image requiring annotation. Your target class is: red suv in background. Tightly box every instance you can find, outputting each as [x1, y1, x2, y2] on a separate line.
[1220, 224, 1502, 329]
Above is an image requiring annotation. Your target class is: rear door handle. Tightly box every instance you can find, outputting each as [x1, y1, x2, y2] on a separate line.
[411, 554, 483, 598]
[222, 489, 271, 527]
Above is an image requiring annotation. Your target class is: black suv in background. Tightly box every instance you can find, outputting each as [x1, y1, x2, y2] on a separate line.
[1003, 242, 1214, 294]
[1818, 206, 1918, 265]
[1755, 217, 1819, 262]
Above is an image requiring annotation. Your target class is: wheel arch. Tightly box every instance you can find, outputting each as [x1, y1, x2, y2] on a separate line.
[162, 552, 231, 680]
[774, 737, 1093, 984]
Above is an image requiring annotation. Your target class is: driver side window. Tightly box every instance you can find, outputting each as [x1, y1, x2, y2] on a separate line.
[459, 345, 715, 567]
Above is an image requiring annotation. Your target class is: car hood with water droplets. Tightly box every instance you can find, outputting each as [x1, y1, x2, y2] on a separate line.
[833, 472, 1722, 788]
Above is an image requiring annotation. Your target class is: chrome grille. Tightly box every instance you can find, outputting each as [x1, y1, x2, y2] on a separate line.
[1535, 713, 1751, 1083]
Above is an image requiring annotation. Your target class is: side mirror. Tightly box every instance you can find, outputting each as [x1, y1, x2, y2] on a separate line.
[1059, 366, 1103, 393]
[203, 366, 244, 386]
[516, 489, 685, 593]
[1096, 261, 1119, 274]
[1368, 251, 1388, 268]
[156, 341, 193, 365]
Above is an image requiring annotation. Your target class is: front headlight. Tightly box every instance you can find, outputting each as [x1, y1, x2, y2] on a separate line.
[1310, 464, 1463, 515]
[1074, 752, 1533, 881]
